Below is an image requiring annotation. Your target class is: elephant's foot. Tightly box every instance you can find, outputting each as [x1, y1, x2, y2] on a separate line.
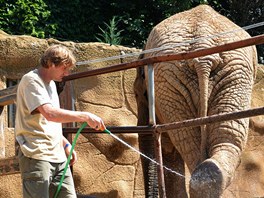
[189, 159, 225, 198]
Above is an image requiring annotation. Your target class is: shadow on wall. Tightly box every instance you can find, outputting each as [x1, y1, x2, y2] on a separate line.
[77, 190, 118, 198]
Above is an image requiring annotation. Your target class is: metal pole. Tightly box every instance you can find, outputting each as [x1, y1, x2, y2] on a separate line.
[148, 64, 156, 126]
[156, 106, 264, 132]
[148, 64, 167, 198]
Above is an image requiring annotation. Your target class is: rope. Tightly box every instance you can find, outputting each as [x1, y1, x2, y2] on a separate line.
[76, 21, 264, 66]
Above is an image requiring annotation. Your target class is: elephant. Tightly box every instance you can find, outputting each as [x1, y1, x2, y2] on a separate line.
[134, 4, 258, 198]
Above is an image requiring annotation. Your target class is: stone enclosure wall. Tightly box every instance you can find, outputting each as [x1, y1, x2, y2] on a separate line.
[0, 30, 264, 198]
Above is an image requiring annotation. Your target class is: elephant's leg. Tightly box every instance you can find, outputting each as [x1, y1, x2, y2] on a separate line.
[155, 64, 202, 172]
[135, 67, 187, 197]
[162, 136, 188, 198]
[189, 121, 246, 198]
[153, 63, 204, 196]
[138, 134, 159, 197]
[189, 65, 253, 197]
[140, 63, 197, 196]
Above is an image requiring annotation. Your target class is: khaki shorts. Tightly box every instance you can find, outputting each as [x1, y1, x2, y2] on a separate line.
[18, 150, 76, 198]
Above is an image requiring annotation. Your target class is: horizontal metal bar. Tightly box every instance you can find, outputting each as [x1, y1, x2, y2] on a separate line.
[63, 125, 155, 134]
[156, 106, 264, 132]
[0, 85, 17, 97]
[63, 34, 264, 81]
[63, 106, 264, 134]
[0, 94, 16, 106]
[0, 85, 17, 106]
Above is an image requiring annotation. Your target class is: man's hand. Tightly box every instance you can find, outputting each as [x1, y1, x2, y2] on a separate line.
[64, 144, 77, 166]
[86, 112, 106, 131]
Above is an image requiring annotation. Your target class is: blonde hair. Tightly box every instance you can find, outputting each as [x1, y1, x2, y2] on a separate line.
[40, 45, 76, 68]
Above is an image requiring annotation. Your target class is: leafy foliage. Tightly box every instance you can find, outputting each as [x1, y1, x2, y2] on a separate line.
[44, 0, 102, 42]
[0, 0, 263, 60]
[0, 0, 56, 38]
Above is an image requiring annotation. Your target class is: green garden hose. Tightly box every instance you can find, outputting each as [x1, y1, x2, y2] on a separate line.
[54, 122, 110, 198]
[54, 122, 87, 198]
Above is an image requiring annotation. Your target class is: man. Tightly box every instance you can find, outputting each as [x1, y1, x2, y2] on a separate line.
[15, 44, 106, 198]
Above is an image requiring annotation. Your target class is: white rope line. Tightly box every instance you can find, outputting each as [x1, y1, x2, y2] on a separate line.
[76, 21, 264, 66]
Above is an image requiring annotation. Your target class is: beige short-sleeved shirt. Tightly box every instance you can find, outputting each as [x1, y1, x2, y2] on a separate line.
[15, 69, 66, 163]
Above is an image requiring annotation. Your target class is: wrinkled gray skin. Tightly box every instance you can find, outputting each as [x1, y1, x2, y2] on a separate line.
[135, 5, 257, 198]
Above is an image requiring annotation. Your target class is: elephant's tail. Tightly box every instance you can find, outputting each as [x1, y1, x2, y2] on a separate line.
[193, 56, 215, 161]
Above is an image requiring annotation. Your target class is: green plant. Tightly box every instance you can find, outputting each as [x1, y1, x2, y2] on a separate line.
[95, 16, 124, 45]
[0, 0, 56, 38]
